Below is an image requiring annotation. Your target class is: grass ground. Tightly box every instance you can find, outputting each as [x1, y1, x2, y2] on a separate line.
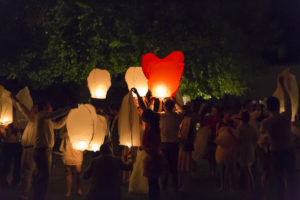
[0, 153, 248, 200]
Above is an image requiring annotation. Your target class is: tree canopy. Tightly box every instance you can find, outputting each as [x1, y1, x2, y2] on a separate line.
[1, 0, 298, 99]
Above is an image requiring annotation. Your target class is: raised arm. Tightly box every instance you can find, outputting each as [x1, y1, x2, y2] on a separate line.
[44, 107, 70, 120]
[131, 88, 146, 111]
[52, 115, 68, 130]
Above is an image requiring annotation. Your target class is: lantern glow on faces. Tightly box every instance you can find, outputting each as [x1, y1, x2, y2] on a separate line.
[0, 85, 13, 126]
[125, 67, 148, 97]
[142, 51, 184, 98]
[87, 69, 111, 99]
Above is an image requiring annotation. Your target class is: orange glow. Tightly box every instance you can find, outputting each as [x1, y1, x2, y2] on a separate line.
[141, 51, 184, 98]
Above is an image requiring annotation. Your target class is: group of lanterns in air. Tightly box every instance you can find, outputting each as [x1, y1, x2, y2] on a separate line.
[0, 51, 185, 151]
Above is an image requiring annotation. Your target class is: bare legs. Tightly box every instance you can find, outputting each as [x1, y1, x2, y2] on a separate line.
[65, 165, 82, 197]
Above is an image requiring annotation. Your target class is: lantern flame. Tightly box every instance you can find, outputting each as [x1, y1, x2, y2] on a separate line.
[91, 144, 100, 152]
[74, 141, 88, 151]
[153, 85, 168, 98]
[94, 88, 106, 99]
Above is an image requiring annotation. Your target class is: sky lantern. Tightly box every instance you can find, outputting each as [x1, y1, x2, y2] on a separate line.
[13, 86, 33, 129]
[141, 51, 184, 98]
[0, 85, 13, 126]
[273, 68, 299, 122]
[67, 104, 97, 151]
[87, 68, 111, 99]
[88, 114, 107, 152]
[118, 92, 141, 147]
[125, 67, 148, 97]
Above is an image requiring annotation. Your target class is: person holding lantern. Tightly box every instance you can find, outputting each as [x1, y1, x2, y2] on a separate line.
[12, 95, 38, 200]
[159, 98, 183, 192]
[131, 88, 163, 200]
[33, 101, 71, 200]
[58, 125, 83, 197]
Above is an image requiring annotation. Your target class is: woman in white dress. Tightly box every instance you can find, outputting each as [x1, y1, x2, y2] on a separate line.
[60, 126, 83, 197]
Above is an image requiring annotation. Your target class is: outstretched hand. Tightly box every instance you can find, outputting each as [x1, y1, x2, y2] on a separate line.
[131, 88, 138, 95]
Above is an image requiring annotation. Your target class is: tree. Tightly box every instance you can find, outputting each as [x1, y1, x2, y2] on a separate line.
[0, 0, 289, 99]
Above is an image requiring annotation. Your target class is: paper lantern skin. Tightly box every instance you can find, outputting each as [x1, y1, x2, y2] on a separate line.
[142, 51, 184, 98]
[125, 67, 148, 97]
[273, 69, 299, 122]
[88, 115, 107, 152]
[13, 86, 33, 129]
[87, 69, 111, 99]
[118, 92, 141, 147]
[0, 85, 13, 126]
[66, 104, 97, 150]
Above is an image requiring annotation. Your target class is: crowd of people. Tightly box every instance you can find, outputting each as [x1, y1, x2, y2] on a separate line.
[0, 74, 299, 200]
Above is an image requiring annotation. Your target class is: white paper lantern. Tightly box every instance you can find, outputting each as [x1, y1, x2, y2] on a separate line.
[125, 67, 148, 97]
[88, 115, 108, 152]
[273, 69, 299, 122]
[87, 68, 111, 99]
[66, 104, 97, 150]
[118, 92, 141, 147]
[13, 86, 33, 129]
[0, 85, 13, 126]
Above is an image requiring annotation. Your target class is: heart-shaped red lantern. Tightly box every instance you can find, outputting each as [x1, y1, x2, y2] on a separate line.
[141, 51, 184, 98]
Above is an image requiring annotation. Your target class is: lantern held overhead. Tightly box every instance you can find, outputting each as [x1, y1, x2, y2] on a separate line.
[88, 114, 107, 152]
[118, 92, 141, 147]
[13, 86, 33, 129]
[0, 85, 13, 126]
[273, 68, 299, 122]
[141, 51, 184, 98]
[87, 68, 111, 99]
[125, 67, 148, 97]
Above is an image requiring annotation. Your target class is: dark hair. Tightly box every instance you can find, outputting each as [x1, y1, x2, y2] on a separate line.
[109, 103, 120, 112]
[153, 98, 160, 112]
[164, 99, 175, 112]
[99, 144, 111, 155]
[241, 111, 250, 123]
[182, 105, 192, 115]
[266, 96, 280, 112]
[37, 101, 51, 111]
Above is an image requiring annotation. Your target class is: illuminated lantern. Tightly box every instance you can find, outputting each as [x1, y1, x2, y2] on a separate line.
[0, 85, 13, 126]
[141, 51, 184, 98]
[273, 68, 299, 122]
[67, 104, 97, 150]
[87, 68, 111, 99]
[125, 67, 148, 97]
[13, 86, 33, 129]
[88, 115, 107, 152]
[118, 92, 141, 147]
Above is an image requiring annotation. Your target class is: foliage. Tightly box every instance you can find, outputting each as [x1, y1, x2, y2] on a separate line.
[0, 0, 290, 99]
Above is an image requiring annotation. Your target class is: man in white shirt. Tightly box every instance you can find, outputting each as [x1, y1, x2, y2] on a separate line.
[33, 101, 70, 200]
[13, 96, 38, 200]
[159, 99, 183, 192]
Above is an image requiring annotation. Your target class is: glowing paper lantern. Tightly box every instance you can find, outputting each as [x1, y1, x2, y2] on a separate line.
[67, 104, 97, 150]
[13, 86, 33, 129]
[273, 69, 299, 122]
[0, 85, 13, 126]
[118, 92, 141, 147]
[141, 51, 184, 98]
[125, 67, 148, 97]
[88, 115, 107, 152]
[87, 68, 111, 99]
